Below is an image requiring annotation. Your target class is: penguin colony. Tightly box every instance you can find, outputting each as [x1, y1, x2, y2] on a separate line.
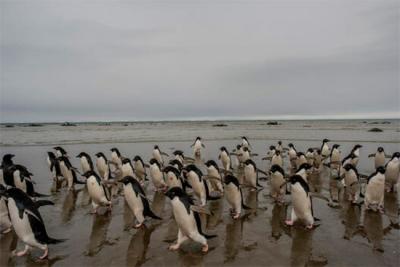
[0, 137, 399, 259]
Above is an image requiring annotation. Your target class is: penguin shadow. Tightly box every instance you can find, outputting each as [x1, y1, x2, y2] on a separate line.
[206, 198, 224, 229]
[0, 231, 18, 266]
[84, 213, 112, 256]
[383, 191, 400, 227]
[61, 188, 82, 223]
[125, 225, 158, 267]
[163, 217, 179, 243]
[358, 209, 393, 253]
[289, 227, 314, 267]
[123, 200, 135, 230]
[340, 202, 362, 240]
[270, 203, 289, 241]
[244, 189, 258, 217]
[224, 216, 245, 263]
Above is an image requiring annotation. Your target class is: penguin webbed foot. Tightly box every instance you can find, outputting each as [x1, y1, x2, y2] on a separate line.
[201, 244, 209, 253]
[285, 220, 294, 226]
[133, 223, 144, 229]
[38, 247, 49, 260]
[168, 243, 180, 251]
[13, 245, 30, 257]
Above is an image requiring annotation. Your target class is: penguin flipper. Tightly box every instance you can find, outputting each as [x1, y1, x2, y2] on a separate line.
[193, 211, 216, 239]
[141, 196, 162, 220]
[35, 200, 54, 208]
[33, 192, 50, 198]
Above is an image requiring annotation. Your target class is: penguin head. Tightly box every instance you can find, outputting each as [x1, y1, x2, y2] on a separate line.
[269, 145, 276, 151]
[163, 166, 180, 177]
[322, 138, 330, 143]
[2, 154, 15, 163]
[307, 148, 314, 153]
[76, 152, 89, 159]
[236, 144, 242, 150]
[205, 160, 219, 170]
[377, 147, 384, 153]
[81, 170, 95, 178]
[122, 158, 131, 165]
[343, 163, 355, 172]
[149, 158, 160, 166]
[220, 146, 228, 152]
[391, 152, 400, 159]
[275, 150, 281, 156]
[165, 186, 185, 199]
[376, 166, 386, 174]
[278, 141, 282, 145]
[195, 137, 202, 141]
[242, 147, 250, 152]
[119, 176, 136, 185]
[289, 175, 303, 185]
[244, 159, 256, 168]
[133, 155, 143, 163]
[297, 163, 312, 172]
[270, 164, 284, 175]
[352, 144, 362, 150]
[224, 174, 238, 185]
[110, 148, 121, 156]
[173, 150, 184, 156]
[183, 164, 198, 173]
[288, 143, 294, 148]
[297, 152, 305, 158]
[332, 144, 340, 149]
[169, 159, 183, 171]
[154, 145, 159, 150]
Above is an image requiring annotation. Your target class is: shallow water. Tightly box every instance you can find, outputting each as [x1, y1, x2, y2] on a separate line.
[0, 120, 399, 267]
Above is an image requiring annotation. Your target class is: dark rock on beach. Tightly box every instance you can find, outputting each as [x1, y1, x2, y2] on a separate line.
[368, 128, 383, 132]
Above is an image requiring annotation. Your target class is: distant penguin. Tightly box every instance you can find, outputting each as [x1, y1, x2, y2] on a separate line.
[276, 141, 283, 153]
[368, 147, 387, 169]
[218, 147, 231, 171]
[343, 164, 360, 204]
[152, 145, 169, 166]
[4, 187, 64, 259]
[76, 152, 94, 173]
[191, 137, 205, 158]
[163, 166, 183, 189]
[243, 159, 262, 191]
[270, 164, 286, 203]
[95, 152, 110, 180]
[47, 152, 62, 181]
[224, 174, 249, 219]
[349, 144, 362, 166]
[82, 171, 111, 214]
[53, 146, 68, 157]
[172, 150, 185, 164]
[133, 156, 147, 182]
[365, 167, 386, 212]
[385, 152, 400, 192]
[241, 147, 251, 163]
[0, 184, 12, 233]
[184, 164, 218, 206]
[149, 158, 167, 191]
[296, 152, 307, 168]
[169, 159, 184, 172]
[305, 148, 315, 167]
[119, 176, 161, 228]
[271, 150, 283, 168]
[110, 148, 123, 169]
[329, 144, 341, 170]
[121, 158, 135, 177]
[267, 145, 276, 158]
[165, 187, 216, 253]
[321, 138, 330, 160]
[58, 156, 85, 190]
[285, 175, 315, 229]
[241, 136, 251, 149]
[204, 160, 223, 194]
[287, 143, 298, 168]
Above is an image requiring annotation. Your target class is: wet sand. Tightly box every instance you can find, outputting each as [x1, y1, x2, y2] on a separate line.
[1, 132, 399, 266]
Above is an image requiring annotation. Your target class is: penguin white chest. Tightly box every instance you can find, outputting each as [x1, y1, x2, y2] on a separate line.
[374, 152, 385, 168]
[124, 185, 144, 214]
[385, 160, 400, 184]
[87, 176, 107, 205]
[81, 158, 91, 172]
[225, 183, 241, 210]
[244, 166, 256, 186]
[171, 198, 197, 235]
[122, 164, 134, 177]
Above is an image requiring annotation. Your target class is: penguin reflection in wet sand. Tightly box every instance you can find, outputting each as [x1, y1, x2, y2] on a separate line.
[3, 187, 64, 260]
[365, 167, 386, 213]
[224, 175, 249, 219]
[285, 175, 315, 229]
[82, 171, 112, 214]
[165, 187, 216, 253]
[119, 176, 161, 228]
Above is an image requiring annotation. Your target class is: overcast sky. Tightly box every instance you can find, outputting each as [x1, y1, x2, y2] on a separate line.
[0, 0, 399, 122]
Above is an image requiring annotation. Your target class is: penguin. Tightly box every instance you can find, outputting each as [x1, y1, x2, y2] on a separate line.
[240, 147, 252, 163]
[296, 152, 307, 168]
[271, 150, 283, 168]
[313, 149, 323, 172]
[165, 187, 216, 253]
[368, 147, 387, 169]
[95, 152, 110, 180]
[365, 166, 386, 212]
[204, 160, 223, 194]
[285, 175, 315, 229]
[169, 159, 183, 173]
[110, 148, 123, 169]
[152, 145, 169, 166]
[267, 145, 276, 158]
[0, 184, 12, 233]
[121, 158, 135, 178]
[305, 148, 315, 167]
[243, 159, 262, 191]
[119, 176, 161, 228]
[269, 164, 286, 203]
[76, 152, 94, 173]
[329, 144, 341, 164]
[224, 174, 249, 219]
[81, 171, 111, 214]
[2, 154, 33, 188]
[149, 158, 167, 191]
[58, 156, 85, 190]
[191, 137, 205, 157]
[295, 163, 313, 182]
[47, 152, 62, 181]
[287, 143, 298, 168]
[241, 136, 251, 149]
[183, 164, 219, 206]
[9, 165, 48, 198]
[384, 152, 400, 192]
[53, 146, 68, 157]
[349, 144, 362, 166]
[232, 144, 244, 167]
[320, 138, 330, 160]
[218, 146, 231, 171]
[163, 166, 183, 189]
[172, 150, 185, 164]
[343, 164, 360, 204]
[276, 141, 283, 153]
[3, 187, 64, 259]
[133, 156, 148, 182]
